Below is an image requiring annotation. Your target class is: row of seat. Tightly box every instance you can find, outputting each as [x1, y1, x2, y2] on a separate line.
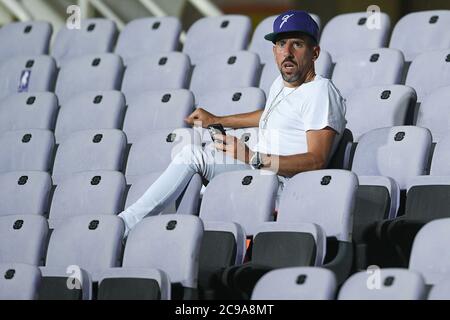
[0, 10, 448, 67]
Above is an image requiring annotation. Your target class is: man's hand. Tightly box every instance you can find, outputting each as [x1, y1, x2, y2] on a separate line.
[185, 108, 219, 128]
[213, 134, 253, 164]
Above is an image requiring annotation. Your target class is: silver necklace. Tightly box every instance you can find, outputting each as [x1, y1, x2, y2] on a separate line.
[261, 84, 300, 129]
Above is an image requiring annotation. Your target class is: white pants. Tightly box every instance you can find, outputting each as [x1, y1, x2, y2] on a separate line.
[119, 144, 252, 233]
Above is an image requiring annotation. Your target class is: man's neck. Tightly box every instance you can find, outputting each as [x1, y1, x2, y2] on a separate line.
[283, 68, 316, 88]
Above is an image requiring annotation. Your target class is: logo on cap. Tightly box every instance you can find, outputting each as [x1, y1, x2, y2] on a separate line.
[280, 14, 294, 28]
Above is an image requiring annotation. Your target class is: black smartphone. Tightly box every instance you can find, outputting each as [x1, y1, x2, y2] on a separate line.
[208, 124, 226, 142]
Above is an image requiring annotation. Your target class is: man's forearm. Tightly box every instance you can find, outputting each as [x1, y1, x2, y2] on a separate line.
[216, 110, 263, 129]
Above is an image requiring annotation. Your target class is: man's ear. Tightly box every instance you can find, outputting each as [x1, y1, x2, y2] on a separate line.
[312, 45, 321, 62]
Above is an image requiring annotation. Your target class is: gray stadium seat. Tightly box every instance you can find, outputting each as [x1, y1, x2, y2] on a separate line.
[345, 85, 417, 141]
[251, 267, 337, 300]
[405, 49, 450, 103]
[0, 171, 52, 217]
[121, 52, 190, 98]
[183, 15, 252, 66]
[0, 263, 41, 300]
[52, 18, 118, 66]
[190, 51, 260, 99]
[125, 128, 201, 184]
[115, 17, 181, 65]
[122, 90, 193, 143]
[389, 10, 450, 62]
[0, 129, 55, 173]
[122, 214, 203, 298]
[0, 215, 48, 265]
[55, 54, 124, 106]
[338, 268, 426, 300]
[320, 12, 391, 63]
[54, 90, 125, 144]
[48, 171, 126, 228]
[0, 21, 52, 61]
[125, 172, 202, 216]
[0, 55, 57, 101]
[200, 169, 279, 236]
[332, 48, 404, 98]
[0, 92, 58, 137]
[428, 278, 450, 300]
[429, 133, 450, 176]
[52, 129, 127, 185]
[416, 86, 450, 143]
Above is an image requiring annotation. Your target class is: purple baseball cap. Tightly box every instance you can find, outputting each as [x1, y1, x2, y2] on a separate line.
[264, 10, 319, 43]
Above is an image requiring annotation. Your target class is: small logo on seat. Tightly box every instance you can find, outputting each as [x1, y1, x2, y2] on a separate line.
[370, 54, 380, 62]
[162, 94, 171, 103]
[429, 15, 439, 24]
[321, 176, 332, 185]
[26, 96, 36, 105]
[159, 57, 168, 65]
[166, 220, 177, 230]
[384, 276, 395, 286]
[93, 134, 103, 143]
[242, 176, 253, 185]
[18, 176, 29, 185]
[232, 92, 242, 101]
[24, 25, 32, 34]
[93, 95, 103, 104]
[4, 269, 15, 280]
[166, 133, 176, 142]
[152, 22, 161, 30]
[296, 274, 307, 285]
[220, 20, 229, 28]
[91, 176, 101, 185]
[227, 56, 237, 65]
[89, 220, 99, 230]
[13, 220, 24, 230]
[22, 134, 32, 143]
[394, 132, 405, 141]
[380, 90, 391, 99]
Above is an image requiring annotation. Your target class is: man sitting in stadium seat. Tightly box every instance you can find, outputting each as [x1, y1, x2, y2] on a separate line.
[119, 10, 347, 236]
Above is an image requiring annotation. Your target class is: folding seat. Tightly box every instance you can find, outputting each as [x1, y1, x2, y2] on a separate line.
[125, 128, 201, 184]
[121, 53, 190, 98]
[405, 49, 450, 103]
[0, 92, 58, 137]
[125, 172, 202, 216]
[409, 219, 450, 285]
[415, 86, 450, 142]
[48, 171, 126, 229]
[332, 48, 404, 98]
[0, 171, 52, 217]
[338, 268, 426, 300]
[38, 215, 124, 300]
[52, 18, 118, 66]
[123, 90, 193, 144]
[100, 214, 203, 299]
[251, 267, 337, 300]
[52, 129, 127, 185]
[115, 17, 182, 65]
[190, 51, 260, 99]
[0, 55, 57, 101]
[345, 85, 417, 141]
[389, 10, 450, 62]
[428, 279, 450, 300]
[0, 215, 48, 265]
[248, 13, 321, 66]
[320, 12, 391, 63]
[183, 15, 251, 66]
[54, 90, 125, 144]
[0, 21, 52, 61]
[0, 129, 55, 173]
[55, 54, 124, 106]
[0, 263, 41, 300]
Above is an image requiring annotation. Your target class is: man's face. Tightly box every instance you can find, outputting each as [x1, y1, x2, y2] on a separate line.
[273, 33, 319, 86]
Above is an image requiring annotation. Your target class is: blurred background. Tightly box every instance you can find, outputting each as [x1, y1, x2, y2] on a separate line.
[0, 0, 449, 32]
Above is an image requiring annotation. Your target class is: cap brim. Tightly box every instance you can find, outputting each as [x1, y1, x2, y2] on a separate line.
[264, 31, 318, 44]
[264, 32, 278, 43]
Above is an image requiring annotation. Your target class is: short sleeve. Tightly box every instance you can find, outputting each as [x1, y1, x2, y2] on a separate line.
[301, 80, 347, 135]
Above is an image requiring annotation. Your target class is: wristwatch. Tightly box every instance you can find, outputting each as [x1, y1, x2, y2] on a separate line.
[250, 151, 264, 169]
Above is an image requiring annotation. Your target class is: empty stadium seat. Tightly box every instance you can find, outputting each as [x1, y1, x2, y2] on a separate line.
[338, 268, 426, 300]
[125, 128, 201, 184]
[123, 90, 193, 143]
[389, 10, 450, 62]
[190, 51, 260, 99]
[345, 85, 417, 141]
[416, 86, 450, 142]
[0, 215, 48, 265]
[52, 129, 127, 185]
[0, 55, 57, 101]
[0, 21, 52, 61]
[251, 267, 337, 300]
[0, 171, 52, 217]
[48, 171, 126, 228]
[332, 48, 404, 98]
[115, 17, 181, 65]
[0, 129, 55, 173]
[0, 92, 58, 137]
[55, 54, 124, 106]
[54, 90, 125, 144]
[121, 52, 190, 98]
[320, 12, 391, 63]
[0, 263, 41, 300]
[52, 18, 118, 66]
[183, 15, 252, 65]
[405, 49, 450, 102]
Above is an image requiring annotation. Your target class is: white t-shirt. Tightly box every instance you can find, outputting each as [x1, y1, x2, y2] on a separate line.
[254, 74, 347, 162]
